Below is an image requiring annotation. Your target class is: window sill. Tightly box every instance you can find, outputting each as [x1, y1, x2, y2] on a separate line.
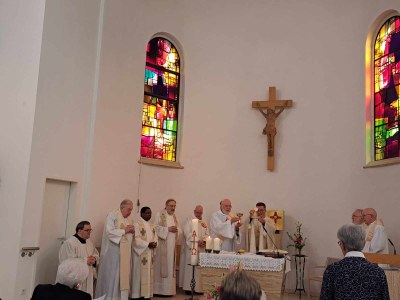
[138, 157, 184, 169]
[364, 157, 400, 168]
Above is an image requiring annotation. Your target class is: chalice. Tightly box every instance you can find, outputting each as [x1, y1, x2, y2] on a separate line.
[236, 212, 244, 223]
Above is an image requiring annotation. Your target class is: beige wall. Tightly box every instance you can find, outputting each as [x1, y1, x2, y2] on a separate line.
[2, 1, 400, 298]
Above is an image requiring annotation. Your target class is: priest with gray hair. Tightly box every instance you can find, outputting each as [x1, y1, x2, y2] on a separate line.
[95, 199, 135, 300]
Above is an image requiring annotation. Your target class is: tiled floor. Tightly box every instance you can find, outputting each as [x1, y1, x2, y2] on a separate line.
[152, 288, 307, 299]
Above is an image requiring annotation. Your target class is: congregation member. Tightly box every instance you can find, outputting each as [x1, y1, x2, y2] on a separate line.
[320, 223, 389, 299]
[247, 202, 276, 253]
[95, 199, 135, 300]
[179, 205, 209, 294]
[153, 199, 182, 296]
[210, 199, 242, 252]
[362, 207, 389, 254]
[219, 270, 263, 300]
[59, 221, 99, 297]
[130, 207, 158, 300]
[31, 258, 91, 300]
[351, 209, 364, 225]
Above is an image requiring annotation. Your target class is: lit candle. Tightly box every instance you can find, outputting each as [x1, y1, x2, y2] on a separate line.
[213, 238, 221, 251]
[205, 236, 213, 250]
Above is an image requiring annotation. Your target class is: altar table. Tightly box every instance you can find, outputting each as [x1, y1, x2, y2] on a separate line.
[199, 252, 286, 300]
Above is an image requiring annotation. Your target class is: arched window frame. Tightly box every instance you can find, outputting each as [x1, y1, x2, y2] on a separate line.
[365, 10, 400, 168]
[139, 33, 184, 169]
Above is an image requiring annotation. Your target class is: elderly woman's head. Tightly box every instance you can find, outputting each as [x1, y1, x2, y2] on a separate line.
[220, 270, 262, 300]
[56, 258, 89, 288]
[337, 223, 366, 254]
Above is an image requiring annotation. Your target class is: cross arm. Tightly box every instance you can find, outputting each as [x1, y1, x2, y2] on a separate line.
[252, 100, 293, 109]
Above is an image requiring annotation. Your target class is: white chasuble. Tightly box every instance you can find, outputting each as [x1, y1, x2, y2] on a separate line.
[59, 236, 99, 297]
[179, 217, 209, 292]
[130, 217, 157, 299]
[363, 222, 389, 254]
[153, 210, 181, 296]
[210, 210, 241, 252]
[95, 209, 133, 300]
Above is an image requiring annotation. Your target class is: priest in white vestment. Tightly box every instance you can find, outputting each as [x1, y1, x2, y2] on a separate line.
[247, 202, 276, 253]
[210, 199, 242, 252]
[95, 199, 135, 300]
[153, 199, 182, 296]
[59, 221, 99, 297]
[179, 205, 209, 293]
[362, 208, 389, 254]
[130, 207, 158, 300]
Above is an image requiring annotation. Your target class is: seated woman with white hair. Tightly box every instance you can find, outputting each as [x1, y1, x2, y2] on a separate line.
[31, 258, 91, 300]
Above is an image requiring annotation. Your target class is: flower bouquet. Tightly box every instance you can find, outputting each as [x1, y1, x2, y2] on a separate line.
[287, 221, 307, 256]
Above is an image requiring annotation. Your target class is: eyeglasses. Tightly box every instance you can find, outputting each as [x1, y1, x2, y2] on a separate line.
[362, 214, 373, 217]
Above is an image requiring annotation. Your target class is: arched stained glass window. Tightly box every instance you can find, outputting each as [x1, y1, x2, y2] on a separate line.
[374, 16, 400, 161]
[141, 37, 180, 162]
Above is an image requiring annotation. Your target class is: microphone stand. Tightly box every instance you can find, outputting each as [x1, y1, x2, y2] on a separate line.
[388, 238, 397, 255]
[260, 221, 283, 258]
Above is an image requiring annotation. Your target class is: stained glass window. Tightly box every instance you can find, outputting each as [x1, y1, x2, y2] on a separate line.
[374, 16, 400, 160]
[141, 37, 180, 161]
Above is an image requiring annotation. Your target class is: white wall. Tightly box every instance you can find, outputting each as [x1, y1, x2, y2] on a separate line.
[0, 1, 45, 299]
[2, 1, 400, 298]
[13, 1, 101, 299]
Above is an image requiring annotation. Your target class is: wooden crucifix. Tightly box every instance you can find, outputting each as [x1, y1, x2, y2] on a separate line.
[252, 86, 293, 171]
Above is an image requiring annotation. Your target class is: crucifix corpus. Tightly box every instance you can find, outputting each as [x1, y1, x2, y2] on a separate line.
[252, 86, 293, 171]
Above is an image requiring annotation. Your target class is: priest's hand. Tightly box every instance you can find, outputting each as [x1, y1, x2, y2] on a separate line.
[148, 242, 157, 249]
[125, 225, 135, 234]
[87, 256, 96, 266]
[235, 222, 242, 230]
[230, 216, 240, 224]
[168, 225, 178, 233]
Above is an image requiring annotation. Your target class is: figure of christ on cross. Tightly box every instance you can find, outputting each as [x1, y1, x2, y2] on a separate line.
[252, 86, 293, 171]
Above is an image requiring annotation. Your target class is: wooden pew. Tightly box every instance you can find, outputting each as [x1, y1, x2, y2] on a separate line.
[364, 253, 400, 300]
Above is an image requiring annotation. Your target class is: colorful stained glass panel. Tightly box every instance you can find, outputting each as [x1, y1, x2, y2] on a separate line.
[374, 16, 400, 160]
[141, 37, 180, 162]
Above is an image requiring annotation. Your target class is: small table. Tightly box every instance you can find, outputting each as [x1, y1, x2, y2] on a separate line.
[293, 254, 307, 298]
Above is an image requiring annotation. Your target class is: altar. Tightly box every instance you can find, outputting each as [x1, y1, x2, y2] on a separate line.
[199, 252, 287, 300]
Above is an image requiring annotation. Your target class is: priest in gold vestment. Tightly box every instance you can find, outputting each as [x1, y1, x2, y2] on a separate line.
[247, 202, 276, 253]
[130, 207, 158, 299]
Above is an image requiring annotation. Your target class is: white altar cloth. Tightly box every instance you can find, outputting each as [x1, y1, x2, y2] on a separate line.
[199, 252, 285, 272]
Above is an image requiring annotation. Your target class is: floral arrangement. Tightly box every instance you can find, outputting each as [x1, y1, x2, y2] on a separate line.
[286, 221, 307, 255]
[204, 262, 244, 300]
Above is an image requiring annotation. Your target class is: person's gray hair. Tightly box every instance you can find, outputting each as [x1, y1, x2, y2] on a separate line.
[220, 270, 262, 300]
[120, 199, 133, 209]
[56, 258, 89, 288]
[337, 223, 366, 251]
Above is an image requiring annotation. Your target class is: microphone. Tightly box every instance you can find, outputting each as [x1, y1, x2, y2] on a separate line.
[388, 238, 396, 255]
[260, 221, 283, 258]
